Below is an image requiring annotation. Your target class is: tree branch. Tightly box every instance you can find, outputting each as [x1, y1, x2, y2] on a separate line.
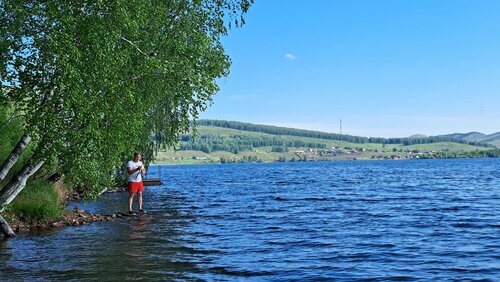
[120, 36, 149, 56]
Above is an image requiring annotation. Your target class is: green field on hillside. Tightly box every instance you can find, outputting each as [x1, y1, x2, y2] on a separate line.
[152, 123, 496, 165]
[488, 140, 500, 148]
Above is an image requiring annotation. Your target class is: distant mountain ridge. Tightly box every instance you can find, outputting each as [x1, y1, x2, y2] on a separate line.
[437, 132, 500, 147]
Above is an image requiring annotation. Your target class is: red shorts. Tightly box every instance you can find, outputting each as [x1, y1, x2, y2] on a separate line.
[128, 181, 144, 193]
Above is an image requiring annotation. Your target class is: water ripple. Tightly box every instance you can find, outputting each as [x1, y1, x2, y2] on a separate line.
[1, 159, 499, 281]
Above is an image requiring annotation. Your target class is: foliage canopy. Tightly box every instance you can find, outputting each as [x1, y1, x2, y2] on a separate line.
[1, 0, 252, 194]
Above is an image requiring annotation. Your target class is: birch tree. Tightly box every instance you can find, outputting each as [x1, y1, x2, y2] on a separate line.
[0, 0, 252, 211]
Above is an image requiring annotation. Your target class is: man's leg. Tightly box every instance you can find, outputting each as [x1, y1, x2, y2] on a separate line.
[128, 192, 136, 212]
[137, 191, 143, 211]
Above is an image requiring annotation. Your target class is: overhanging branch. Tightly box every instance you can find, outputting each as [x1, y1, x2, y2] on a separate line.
[120, 36, 148, 56]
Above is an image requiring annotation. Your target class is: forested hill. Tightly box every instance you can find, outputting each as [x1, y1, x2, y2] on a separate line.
[195, 120, 495, 147]
[196, 119, 366, 143]
[154, 120, 499, 164]
[438, 132, 500, 148]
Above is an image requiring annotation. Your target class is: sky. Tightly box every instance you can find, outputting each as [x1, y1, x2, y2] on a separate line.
[200, 0, 500, 138]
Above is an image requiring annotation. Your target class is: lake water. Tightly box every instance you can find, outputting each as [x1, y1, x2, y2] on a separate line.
[1, 159, 499, 281]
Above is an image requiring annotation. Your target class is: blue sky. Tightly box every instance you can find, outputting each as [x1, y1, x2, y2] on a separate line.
[200, 0, 500, 137]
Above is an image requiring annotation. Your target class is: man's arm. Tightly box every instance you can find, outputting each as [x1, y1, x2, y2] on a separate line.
[127, 165, 143, 175]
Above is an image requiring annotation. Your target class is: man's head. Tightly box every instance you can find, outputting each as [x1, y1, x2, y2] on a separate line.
[134, 152, 141, 162]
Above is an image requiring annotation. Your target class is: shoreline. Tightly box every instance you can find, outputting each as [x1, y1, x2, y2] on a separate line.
[6, 207, 123, 234]
[4, 188, 131, 237]
[151, 155, 499, 166]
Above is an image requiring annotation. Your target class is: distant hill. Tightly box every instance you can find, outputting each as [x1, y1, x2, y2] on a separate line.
[153, 120, 499, 164]
[438, 132, 500, 148]
[408, 134, 428, 139]
[194, 120, 494, 147]
[439, 132, 486, 142]
[480, 132, 500, 142]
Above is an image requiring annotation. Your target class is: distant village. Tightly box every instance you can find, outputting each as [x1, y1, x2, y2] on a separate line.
[293, 147, 439, 161]
[155, 146, 447, 164]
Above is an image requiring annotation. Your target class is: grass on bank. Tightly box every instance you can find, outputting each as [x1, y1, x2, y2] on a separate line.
[1, 107, 67, 222]
[7, 179, 64, 222]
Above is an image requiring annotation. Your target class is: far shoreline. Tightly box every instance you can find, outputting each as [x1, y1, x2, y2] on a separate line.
[151, 155, 499, 166]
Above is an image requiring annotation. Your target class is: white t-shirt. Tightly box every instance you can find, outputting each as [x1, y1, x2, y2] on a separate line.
[127, 160, 143, 182]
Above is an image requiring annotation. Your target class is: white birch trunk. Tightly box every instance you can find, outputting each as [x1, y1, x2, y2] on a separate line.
[0, 160, 45, 208]
[0, 215, 15, 238]
[0, 134, 31, 181]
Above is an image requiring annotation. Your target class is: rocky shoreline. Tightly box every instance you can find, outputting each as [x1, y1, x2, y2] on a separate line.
[5, 187, 131, 235]
[7, 207, 129, 233]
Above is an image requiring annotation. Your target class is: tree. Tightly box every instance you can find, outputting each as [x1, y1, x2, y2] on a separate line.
[0, 0, 252, 236]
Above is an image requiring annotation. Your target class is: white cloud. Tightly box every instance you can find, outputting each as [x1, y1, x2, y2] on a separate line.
[284, 53, 297, 60]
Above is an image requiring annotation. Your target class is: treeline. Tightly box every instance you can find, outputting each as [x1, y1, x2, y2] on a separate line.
[195, 119, 492, 147]
[179, 134, 326, 153]
[368, 136, 492, 147]
[420, 149, 500, 159]
[220, 155, 261, 164]
[195, 119, 369, 143]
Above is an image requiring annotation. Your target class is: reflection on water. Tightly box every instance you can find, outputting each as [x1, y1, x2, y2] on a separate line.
[0, 158, 499, 281]
[127, 217, 151, 260]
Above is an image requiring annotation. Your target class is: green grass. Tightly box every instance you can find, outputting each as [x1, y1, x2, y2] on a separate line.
[1, 108, 65, 222]
[402, 142, 490, 151]
[8, 179, 63, 222]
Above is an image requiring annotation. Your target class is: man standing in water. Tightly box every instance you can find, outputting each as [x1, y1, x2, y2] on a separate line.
[127, 152, 147, 215]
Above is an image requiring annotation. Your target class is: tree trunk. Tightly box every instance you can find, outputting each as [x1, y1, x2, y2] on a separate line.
[0, 134, 31, 182]
[0, 215, 15, 238]
[0, 159, 44, 238]
[0, 160, 45, 208]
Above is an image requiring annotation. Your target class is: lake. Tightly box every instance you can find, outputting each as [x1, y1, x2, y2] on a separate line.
[1, 159, 499, 281]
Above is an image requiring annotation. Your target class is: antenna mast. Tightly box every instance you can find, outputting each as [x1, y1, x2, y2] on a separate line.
[340, 119, 342, 135]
